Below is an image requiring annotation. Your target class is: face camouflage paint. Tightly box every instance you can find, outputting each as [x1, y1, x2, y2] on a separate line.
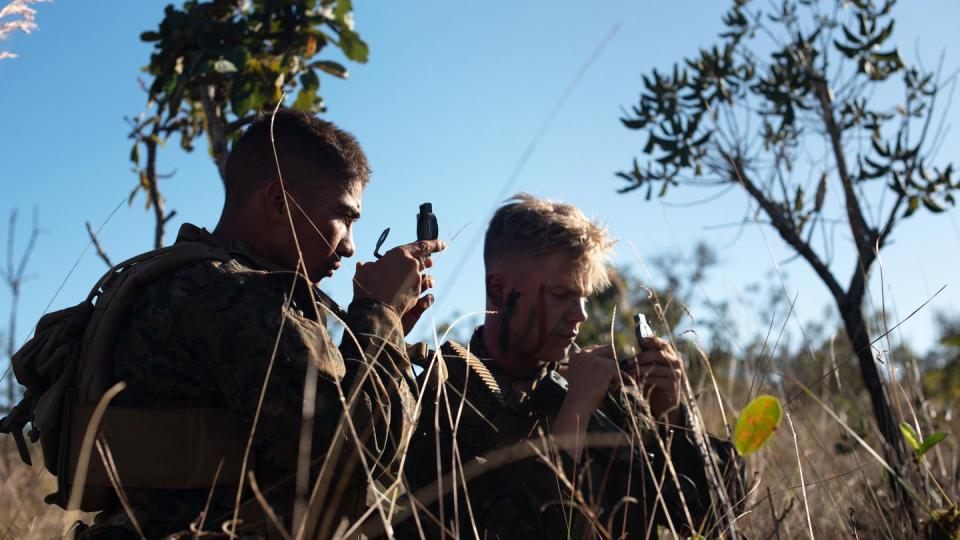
[499, 288, 522, 352]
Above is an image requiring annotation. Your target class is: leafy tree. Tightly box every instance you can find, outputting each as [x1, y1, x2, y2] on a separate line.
[617, 0, 957, 489]
[127, 0, 367, 247]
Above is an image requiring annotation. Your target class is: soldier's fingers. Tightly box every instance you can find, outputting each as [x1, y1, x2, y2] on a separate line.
[417, 294, 434, 310]
[629, 365, 679, 382]
[639, 336, 670, 351]
[422, 257, 434, 270]
[406, 239, 446, 258]
[635, 349, 682, 368]
[421, 275, 435, 292]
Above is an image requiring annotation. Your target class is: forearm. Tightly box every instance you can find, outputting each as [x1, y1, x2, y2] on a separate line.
[552, 396, 596, 461]
[337, 297, 416, 477]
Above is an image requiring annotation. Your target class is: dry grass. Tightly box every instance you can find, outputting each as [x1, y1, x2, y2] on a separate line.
[3, 106, 958, 538]
[2, 340, 957, 539]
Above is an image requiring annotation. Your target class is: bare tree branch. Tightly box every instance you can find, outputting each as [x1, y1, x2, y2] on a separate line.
[85, 221, 113, 268]
[2, 208, 40, 413]
[814, 81, 876, 260]
[722, 148, 846, 302]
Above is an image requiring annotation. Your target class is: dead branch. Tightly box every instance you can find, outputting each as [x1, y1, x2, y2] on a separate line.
[1, 208, 40, 412]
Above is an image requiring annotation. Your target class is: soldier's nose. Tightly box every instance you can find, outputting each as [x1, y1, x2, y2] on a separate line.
[338, 235, 356, 259]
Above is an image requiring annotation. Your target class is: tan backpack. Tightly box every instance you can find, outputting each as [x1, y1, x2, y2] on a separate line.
[1, 241, 248, 512]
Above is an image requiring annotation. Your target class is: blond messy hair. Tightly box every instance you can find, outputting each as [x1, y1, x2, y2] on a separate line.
[484, 193, 614, 292]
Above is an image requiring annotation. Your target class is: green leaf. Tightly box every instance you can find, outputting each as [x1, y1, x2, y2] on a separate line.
[917, 432, 948, 457]
[814, 172, 827, 212]
[903, 195, 920, 217]
[335, 0, 353, 22]
[312, 60, 349, 79]
[213, 59, 238, 74]
[922, 195, 945, 213]
[900, 422, 921, 451]
[230, 83, 254, 118]
[339, 30, 369, 63]
[293, 71, 321, 111]
[834, 40, 861, 59]
[734, 395, 783, 455]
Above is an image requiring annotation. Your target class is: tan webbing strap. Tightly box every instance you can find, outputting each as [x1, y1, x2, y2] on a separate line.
[68, 405, 246, 489]
[443, 341, 504, 400]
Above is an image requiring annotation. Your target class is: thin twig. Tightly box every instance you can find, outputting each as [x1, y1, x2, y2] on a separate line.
[85, 221, 113, 267]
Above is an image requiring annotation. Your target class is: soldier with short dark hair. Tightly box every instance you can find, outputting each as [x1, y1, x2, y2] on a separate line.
[51, 109, 443, 538]
[400, 193, 743, 539]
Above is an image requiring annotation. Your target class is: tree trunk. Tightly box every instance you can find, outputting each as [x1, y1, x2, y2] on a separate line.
[198, 85, 229, 182]
[839, 301, 913, 513]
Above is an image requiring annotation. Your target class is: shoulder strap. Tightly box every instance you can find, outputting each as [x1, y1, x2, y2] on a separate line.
[76, 242, 233, 403]
[440, 341, 504, 403]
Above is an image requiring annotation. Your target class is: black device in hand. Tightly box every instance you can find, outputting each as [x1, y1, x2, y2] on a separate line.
[634, 314, 654, 346]
[618, 313, 655, 373]
[374, 202, 439, 258]
[416, 202, 438, 241]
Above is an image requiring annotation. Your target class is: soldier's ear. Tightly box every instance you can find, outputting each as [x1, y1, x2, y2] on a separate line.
[486, 273, 505, 308]
[263, 180, 287, 223]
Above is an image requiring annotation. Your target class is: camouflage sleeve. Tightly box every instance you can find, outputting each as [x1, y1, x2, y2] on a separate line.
[179, 268, 413, 524]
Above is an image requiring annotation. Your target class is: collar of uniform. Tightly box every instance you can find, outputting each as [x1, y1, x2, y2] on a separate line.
[175, 222, 287, 273]
[175, 223, 347, 319]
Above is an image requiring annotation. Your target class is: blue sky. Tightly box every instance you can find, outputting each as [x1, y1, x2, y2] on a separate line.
[2, 1, 959, 362]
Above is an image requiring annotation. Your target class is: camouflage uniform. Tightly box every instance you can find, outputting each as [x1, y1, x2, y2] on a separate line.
[80, 224, 415, 539]
[399, 326, 743, 540]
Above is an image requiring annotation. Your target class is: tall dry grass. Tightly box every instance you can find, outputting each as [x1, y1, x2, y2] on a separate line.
[2, 109, 958, 539]
[2, 345, 956, 539]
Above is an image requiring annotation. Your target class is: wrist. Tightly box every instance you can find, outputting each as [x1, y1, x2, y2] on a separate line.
[553, 397, 591, 460]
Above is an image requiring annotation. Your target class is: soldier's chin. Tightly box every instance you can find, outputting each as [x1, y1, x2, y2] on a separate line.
[539, 342, 571, 364]
[312, 265, 337, 280]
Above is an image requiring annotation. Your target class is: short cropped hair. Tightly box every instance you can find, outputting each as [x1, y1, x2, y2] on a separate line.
[484, 193, 614, 292]
[223, 109, 370, 208]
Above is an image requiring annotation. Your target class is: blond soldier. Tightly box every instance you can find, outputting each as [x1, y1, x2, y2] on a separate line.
[399, 194, 742, 539]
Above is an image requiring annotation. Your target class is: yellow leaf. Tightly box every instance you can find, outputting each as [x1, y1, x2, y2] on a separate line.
[734, 395, 783, 455]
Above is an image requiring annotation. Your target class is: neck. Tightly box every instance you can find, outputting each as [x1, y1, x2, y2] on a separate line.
[213, 212, 286, 271]
[212, 211, 243, 244]
[481, 317, 540, 378]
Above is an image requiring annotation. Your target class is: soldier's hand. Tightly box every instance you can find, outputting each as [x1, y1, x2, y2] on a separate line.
[563, 345, 618, 416]
[553, 345, 617, 459]
[620, 337, 682, 423]
[353, 240, 445, 330]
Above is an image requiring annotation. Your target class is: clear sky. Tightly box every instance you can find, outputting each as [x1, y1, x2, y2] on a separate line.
[2, 1, 959, 362]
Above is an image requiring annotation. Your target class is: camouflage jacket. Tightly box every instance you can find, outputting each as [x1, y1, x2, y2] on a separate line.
[88, 224, 415, 539]
[399, 326, 743, 540]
